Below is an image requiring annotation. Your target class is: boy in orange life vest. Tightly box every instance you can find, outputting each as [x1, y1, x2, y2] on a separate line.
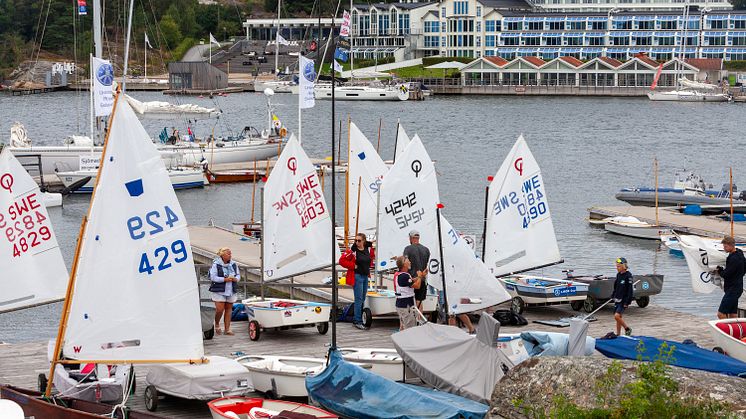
[394, 256, 422, 331]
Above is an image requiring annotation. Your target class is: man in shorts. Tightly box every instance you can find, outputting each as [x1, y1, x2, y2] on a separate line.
[612, 257, 634, 336]
[716, 236, 745, 319]
[403, 230, 430, 311]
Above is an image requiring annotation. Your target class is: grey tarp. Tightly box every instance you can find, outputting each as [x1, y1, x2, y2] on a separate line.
[392, 313, 513, 404]
[568, 318, 590, 356]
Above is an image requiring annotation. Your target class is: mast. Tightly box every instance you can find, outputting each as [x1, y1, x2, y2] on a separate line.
[393, 118, 400, 163]
[730, 167, 734, 237]
[654, 158, 659, 226]
[330, 15, 338, 351]
[435, 205, 449, 324]
[92, 0, 102, 58]
[481, 179, 491, 261]
[275, 0, 281, 74]
[350, 0, 354, 73]
[344, 116, 351, 248]
[122, 0, 135, 92]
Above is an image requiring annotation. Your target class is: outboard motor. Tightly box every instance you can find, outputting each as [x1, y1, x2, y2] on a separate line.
[739, 191, 746, 201]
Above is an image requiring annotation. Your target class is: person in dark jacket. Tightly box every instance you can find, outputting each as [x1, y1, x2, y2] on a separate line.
[209, 247, 240, 336]
[351, 233, 375, 330]
[403, 230, 430, 310]
[612, 257, 634, 336]
[716, 236, 745, 319]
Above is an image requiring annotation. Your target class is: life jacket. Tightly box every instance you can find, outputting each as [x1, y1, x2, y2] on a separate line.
[209, 260, 239, 293]
[393, 271, 415, 300]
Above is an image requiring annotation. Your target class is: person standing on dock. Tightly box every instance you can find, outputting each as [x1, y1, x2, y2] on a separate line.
[403, 230, 430, 311]
[351, 233, 375, 330]
[209, 247, 240, 336]
[394, 256, 421, 331]
[612, 258, 634, 336]
[716, 236, 745, 319]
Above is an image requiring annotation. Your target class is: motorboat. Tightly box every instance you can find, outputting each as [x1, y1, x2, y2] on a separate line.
[235, 355, 326, 398]
[56, 166, 207, 193]
[709, 318, 746, 362]
[499, 275, 589, 315]
[143, 356, 253, 412]
[314, 81, 409, 101]
[208, 396, 337, 419]
[616, 171, 744, 207]
[254, 79, 299, 94]
[603, 216, 673, 240]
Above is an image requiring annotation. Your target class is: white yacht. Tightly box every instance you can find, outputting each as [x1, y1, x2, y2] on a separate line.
[314, 80, 409, 101]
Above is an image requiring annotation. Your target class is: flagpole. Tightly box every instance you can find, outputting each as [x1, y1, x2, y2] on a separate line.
[298, 54, 302, 144]
[275, 0, 281, 74]
[209, 36, 212, 64]
[330, 16, 338, 352]
[144, 33, 147, 82]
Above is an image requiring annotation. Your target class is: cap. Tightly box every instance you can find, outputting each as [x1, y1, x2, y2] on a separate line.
[616, 257, 628, 265]
[409, 230, 420, 237]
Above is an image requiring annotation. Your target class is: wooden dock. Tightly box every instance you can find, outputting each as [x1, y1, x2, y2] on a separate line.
[0, 302, 722, 418]
[589, 205, 746, 241]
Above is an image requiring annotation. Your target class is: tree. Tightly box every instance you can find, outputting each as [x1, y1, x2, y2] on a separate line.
[159, 14, 181, 49]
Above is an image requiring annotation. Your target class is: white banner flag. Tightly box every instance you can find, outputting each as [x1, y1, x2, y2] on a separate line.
[277, 33, 290, 46]
[92, 57, 114, 117]
[144, 32, 153, 49]
[333, 60, 343, 73]
[209, 33, 220, 47]
[299, 55, 315, 109]
[341, 10, 351, 37]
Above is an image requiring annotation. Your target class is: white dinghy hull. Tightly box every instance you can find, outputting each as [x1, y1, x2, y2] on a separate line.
[235, 355, 326, 398]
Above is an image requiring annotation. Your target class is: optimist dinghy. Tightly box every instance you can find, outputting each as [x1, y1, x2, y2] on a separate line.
[208, 396, 337, 419]
[235, 355, 326, 398]
[709, 318, 746, 363]
[339, 347, 415, 382]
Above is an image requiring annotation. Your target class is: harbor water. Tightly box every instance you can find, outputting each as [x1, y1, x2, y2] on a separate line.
[0, 91, 743, 343]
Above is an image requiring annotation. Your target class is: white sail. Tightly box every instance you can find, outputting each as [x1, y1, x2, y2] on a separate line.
[125, 94, 220, 120]
[62, 97, 204, 361]
[348, 122, 387, 236]
[0, 148, 68, 313]
[484, 135, 561, 276]
[263, 135, 338, 280]
[438, 214, 511, 314]
[394, 123, 410, 161]
[377, 135, 440, 276]
[678, 235, 726, 294]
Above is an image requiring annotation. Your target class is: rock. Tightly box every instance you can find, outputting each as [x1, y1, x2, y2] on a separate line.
[490, 357, 746, 418]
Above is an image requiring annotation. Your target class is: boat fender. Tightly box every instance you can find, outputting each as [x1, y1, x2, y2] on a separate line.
[279, 127, 287, 137]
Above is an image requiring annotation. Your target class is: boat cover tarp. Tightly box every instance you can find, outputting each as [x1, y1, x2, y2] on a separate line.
[145, 356, 253, 399]
[595, 335, 746, 377]
[520, 331, 595, 356]
[305, 350, 488, 419]
[391, 314, 513, 404]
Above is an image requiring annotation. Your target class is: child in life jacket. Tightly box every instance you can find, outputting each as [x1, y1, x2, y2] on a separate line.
[394, 256, 422, 331]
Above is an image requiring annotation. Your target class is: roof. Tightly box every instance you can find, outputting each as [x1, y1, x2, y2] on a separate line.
[485, 56, 509, 67]
[522, 56, 546, 67]
[598, 56, 623, 68]
[685, 58, 722, 71]
[478, 0, 532, 10]
[559, 56, 584, 68]
[634, 53, 659, 68]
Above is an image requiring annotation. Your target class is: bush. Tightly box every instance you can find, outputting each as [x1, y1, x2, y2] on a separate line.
[172, 37, 197, 61]
[724, 60, 746, 71]
[517, 342, 733, 419]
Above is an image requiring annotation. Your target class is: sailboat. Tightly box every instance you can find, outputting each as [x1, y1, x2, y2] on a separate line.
[604, 158, 674, 240]
[483, 135, 588, 315]
[0, 148, 68, 313]
[648, 5, 729, 102]
[346, 121, 388, 239]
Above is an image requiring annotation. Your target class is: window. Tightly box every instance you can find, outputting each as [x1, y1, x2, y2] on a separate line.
[524, 37, 540, 46]
[441, 22, 446, 32]
[567, 21, 585, 30]
[586, 35, 604, 46]
[398, 13, 409, 35]
[502, 36, 519, 46]
[544, 36, 561, 46]
[477, 6, 481, 17]
[590, 21, 606, 30]
[611, 35, 629, 45]
[453, 1, 468, 15]
[735, 18, 746, 29]
[637, 20, 654, 30]
[660, 20, 678, 30]
[476, 36, 481, 47]
[477, 21, 481, 32]
[709, 19, 726, 29]
[360, 15, 370, 36]
[352, 11, 358, 35]
[424, 36, 440, 47]
[424, 21, 439, 33]
[565, 35, 582, 45]
[441, 7, 446, 18]
[379, 13, 389, 36]
[485, 20, 501, 32]
[706, 35, 726, 45]
[730, 52, 746, 60]
[507, 22, 522, 31]
[732, 34, 746, 46]
[613, 21, 632, 30]
[634, 34, 652, 45]
[486, 35, 496, 47]
[371, 10, 377, 35]
[548, 21, 563, 30]
[527, 21, 542, 31]
[657, 35, 675, 46]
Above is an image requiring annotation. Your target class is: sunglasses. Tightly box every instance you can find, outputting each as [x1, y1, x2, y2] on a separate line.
[355, 239, 363, 243]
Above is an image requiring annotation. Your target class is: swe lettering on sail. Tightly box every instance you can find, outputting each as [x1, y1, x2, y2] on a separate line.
[492, 174, 548, 229]
[1, 192, 54, 258]
[271, 173, 326, 229]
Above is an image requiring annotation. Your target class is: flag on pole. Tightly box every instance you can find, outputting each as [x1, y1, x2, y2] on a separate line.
[276, 33, 290, 46]
[209, 33, 220, 47]
[92, 57, 114, 117]
[299, 55, 315, 109]
[333, 60, 343, 74]
[144, 32, 153, 49]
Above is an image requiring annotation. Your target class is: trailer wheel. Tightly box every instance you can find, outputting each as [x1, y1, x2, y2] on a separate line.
[316, 322, 329, 335]
[203, 326, 215, 340]
[249, 320, 261, 341]
[510, 297, 525, 315]
[583, 296, 596, 313]
[144, 385, 159, 412]
[570, 300, 583, 311]
[361, 308, 373, 328]
[635, 296, 650, 308]
[713, 346, 725, 354]
[37, 373, 48, 393]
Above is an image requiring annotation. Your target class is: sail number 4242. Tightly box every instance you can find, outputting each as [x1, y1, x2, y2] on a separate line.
[126, 206, 188, 275]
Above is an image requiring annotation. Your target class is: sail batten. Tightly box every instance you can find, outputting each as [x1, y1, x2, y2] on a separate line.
[0, 148, 68, 314]
[484, 136, 561, 276]
[61, 97, 204, 361]
[263, 135, 338, 281]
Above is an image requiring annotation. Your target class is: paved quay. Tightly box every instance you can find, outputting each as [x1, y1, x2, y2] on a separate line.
[0, 301, 718, 418]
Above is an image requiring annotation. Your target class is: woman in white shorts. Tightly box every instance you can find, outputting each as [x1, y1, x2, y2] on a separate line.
[209, 247, 241, 335]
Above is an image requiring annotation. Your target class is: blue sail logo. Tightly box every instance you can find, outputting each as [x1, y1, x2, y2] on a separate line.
[125, 179, 144, 197]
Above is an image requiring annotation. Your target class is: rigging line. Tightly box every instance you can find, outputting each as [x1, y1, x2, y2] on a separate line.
[29, 0, 47, 74]
[72, 0, 81, 134]
[31, 0, 54, 82]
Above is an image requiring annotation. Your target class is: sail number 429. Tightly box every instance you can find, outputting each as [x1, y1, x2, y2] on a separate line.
[126, 206, 188, 276]
[139, 240, 188, 275]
